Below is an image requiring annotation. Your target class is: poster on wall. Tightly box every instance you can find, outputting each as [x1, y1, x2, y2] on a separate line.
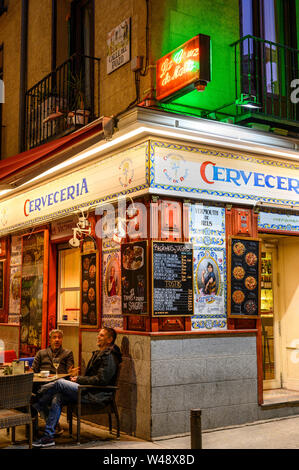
[121, 240, 148, 315]
[80, 251, 98, 328]
[228, 237, 261, 318]
[8, 235, 23, 322]
[20, 232, 45, 356]
[152, 241, 193, 317]
[102, 247, 123, 329]
[9, 266, 21, 316]
[189, 204, 227, 331]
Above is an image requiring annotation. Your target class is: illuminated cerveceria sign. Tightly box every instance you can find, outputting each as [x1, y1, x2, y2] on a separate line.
[156, 34, 211, 102]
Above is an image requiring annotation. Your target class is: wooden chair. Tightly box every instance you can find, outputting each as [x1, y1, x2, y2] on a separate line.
[67, 366, 121, 444]
[0, 373, 34, 448]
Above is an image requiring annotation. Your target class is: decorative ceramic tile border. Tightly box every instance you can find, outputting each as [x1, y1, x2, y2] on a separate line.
[258, 211, 299, 232]
[149, 140, 299, 207]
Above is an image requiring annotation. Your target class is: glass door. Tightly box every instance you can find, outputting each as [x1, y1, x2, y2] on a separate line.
[261, 243, 281, 389]
[57, 246, 80, 325]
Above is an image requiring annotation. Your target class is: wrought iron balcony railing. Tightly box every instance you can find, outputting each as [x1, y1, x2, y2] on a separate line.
[25, 53, 100, 150]
[231, 35, 299, 124]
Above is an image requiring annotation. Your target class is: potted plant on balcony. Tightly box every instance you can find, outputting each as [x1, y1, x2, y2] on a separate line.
[67, 71, 90, 126]
[34, 86, 66, 141]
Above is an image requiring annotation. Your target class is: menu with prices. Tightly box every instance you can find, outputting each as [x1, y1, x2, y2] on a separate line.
[228, 237, 261, 318]
[152, 241, 193, 317]
[80, 252, 98, 327]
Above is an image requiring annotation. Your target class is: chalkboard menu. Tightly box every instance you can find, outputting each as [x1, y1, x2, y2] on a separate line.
[80, 251, 98, 327]
[0, 260, 4, 310]
[152, 241, 193, 317]
[121, 241, 148, 315]
[228, 237, 261, 318]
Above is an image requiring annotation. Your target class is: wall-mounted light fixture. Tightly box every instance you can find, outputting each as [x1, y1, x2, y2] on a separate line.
[112, 196, 139, 244]
[236, 93, 262, 109]
[69, 210, 91, 247]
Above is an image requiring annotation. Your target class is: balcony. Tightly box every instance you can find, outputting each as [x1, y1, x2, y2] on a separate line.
[25, 53, 100, 150]
[231, 35, 299, 134]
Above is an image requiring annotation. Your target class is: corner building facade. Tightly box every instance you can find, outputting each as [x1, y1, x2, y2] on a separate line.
[0, 0, 299, 439]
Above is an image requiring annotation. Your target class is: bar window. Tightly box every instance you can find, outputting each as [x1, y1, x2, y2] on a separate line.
[57, 246, 80, 324]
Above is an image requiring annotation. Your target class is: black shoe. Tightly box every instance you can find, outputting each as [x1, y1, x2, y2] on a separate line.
[32, 436, 55, 448]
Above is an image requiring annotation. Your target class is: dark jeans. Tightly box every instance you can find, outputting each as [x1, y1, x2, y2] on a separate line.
[34, 378, 89, 439]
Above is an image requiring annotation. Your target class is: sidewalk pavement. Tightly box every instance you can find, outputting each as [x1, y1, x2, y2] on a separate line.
[77, 414, 299, 450]
[2, 413, 299, 449]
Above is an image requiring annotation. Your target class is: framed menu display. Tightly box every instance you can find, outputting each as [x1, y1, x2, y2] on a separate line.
[152, 241, 194, 317]
[121, 240, 148, 315]
[80, 251, 99, 328]
[228, 236, 261, 318]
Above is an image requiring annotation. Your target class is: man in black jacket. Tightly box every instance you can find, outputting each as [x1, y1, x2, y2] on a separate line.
[32, 327, 122, 448]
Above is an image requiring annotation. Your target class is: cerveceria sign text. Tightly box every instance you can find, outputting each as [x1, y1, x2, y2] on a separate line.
[156, 34, 211, 102]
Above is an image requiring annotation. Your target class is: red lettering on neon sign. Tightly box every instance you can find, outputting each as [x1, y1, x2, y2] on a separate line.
[156, 34, 210, 102]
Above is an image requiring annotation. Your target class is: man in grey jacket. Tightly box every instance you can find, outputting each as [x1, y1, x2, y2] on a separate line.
[31, 329, 74, 437]
[32, 329, 74, 375]
[32, 327, 122, 448]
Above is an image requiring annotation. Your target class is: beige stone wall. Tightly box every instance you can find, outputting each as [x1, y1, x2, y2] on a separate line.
[0, 0, 158, 158]
[56, 0, 70, 68]
[94, 0, 153, 117]
[0, 0, 52, 159]
[0, 0, 22, 159]
[27, 0, 52, 90]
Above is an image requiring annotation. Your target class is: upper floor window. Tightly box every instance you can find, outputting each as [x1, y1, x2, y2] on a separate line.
[239, 0, 298, 114]
[240, 0, 297, 48]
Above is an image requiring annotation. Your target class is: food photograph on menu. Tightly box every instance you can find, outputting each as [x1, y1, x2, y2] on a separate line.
[80, 252, 98, 327]
[121, 241, 148, 315]
[228, 237, 260, 317]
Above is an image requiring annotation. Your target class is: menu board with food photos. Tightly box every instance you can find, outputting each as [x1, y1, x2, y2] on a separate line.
[228, 237, 261, 318]
[121, 241, 148, 315]
[152, 241, 194, 317]
[80, 251, 98, 327]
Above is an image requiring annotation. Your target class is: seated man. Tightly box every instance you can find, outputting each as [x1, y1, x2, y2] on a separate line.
[32, 329, 74, 375]
[32, 329, 74, 436]
[32, 327, 122, 448]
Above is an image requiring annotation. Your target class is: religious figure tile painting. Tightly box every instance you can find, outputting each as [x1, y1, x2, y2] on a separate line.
[189, 204, 227, 330]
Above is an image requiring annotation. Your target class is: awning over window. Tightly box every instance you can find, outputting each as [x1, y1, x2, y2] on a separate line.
[0, 119, 103, 186]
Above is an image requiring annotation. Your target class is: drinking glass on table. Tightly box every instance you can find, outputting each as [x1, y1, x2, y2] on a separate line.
[52, 358, 60, 378]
